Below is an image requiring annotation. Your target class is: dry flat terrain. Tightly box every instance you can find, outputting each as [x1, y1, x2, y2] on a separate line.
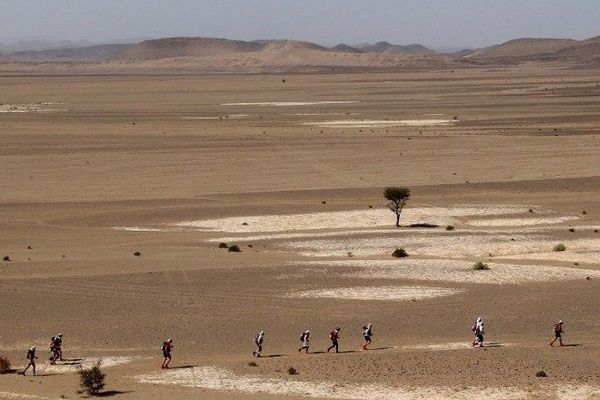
[1, 65, 600, 399]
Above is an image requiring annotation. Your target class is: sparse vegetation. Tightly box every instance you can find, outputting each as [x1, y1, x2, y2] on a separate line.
[392, 248, 408, 258]
[384, 187, 411, 227]
[228, 245, 241, 252]
[553, 243, 566, 252]
[2, 256, 10, 262]
[568, 228, 575, 233]
[446, 225, 455, 231]
[473, 262, 490, 271]
[218, 242, 228, 249]
[133, 251, 142, 257]
[535, 370, 548, 378]
[287, 366, 298, 375]
[78, 361, 105, 395]
[0, 356, 11, 374]
[247, 361, 258, 367]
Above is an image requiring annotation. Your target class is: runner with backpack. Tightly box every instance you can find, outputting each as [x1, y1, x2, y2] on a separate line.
[361, 323, 373, 350]
[161, 338, 174, 369]
[253, 331, 266, 357]
[49, 333, 63, 364]
[327, 327, 341, 353]
[298, 330, 310, 353]
[549, 320, 564, 347]
[471, 317, 484, 347]
[19, 346, 37, 376]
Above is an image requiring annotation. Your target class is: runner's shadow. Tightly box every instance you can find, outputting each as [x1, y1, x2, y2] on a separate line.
[60, 361, 83, 366]
[561, 344, 581, 347]
[337, 350, 357, 354]
[62, 358, 83, 362]
[171, 365, 195, 369]
[482, 343, 503, 348]
[311, 351, 326, 354]
[262, 354, 284, 358]
[369, 346, 394, 351]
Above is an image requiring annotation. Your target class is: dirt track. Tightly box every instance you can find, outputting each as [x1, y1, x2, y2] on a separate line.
[1, 66, 600, 399]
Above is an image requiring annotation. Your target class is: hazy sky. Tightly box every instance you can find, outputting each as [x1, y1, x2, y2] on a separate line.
[1, 0, 599, 48]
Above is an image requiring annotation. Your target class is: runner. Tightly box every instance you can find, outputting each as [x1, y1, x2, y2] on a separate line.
[298, 330, 310, 353]
[253, 331, 266, 358]
[161, 338, 174, 369]
[327, 327, 341, 353]
[361, 323, 373, 350]
[19, 346, 37, 376]
[549, 320, 564, 347]
[49, 333, 63, 364]
[472, 317, 484, 348]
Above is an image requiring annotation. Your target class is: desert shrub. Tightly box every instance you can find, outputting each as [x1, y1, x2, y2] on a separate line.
[446, 225, 455, 231]
[133, 251, 141, 257]
[228, 245, 241, 252]
[473, 262, 490, 271]
[218, 242, 228, 249]
[553, 244, 566, 252]
[0, 355, 11, 374]
[247, 361, 258, 367]
[287, 366, 298, 375]
[392, 248, 408, 258]
[409, 223, 439, 228]
[78, 362, 105, 395]
[568, 228, 575, 233]
[2, 256, 10, 262]
[582, 210, 587, 215]
[535, 370, 547, 378]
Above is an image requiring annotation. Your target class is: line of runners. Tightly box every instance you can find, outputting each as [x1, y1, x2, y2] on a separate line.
[15, 319, 567, 375]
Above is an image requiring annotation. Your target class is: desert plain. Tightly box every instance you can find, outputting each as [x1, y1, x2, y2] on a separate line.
[1, 63, 600, 399]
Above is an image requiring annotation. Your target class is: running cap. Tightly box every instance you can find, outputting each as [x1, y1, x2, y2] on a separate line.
[305, 330, 310, 333]
[31, 346, 36, 350]
[336, 327, 341, 330]
[167, 338, 173, 342]
[58, 333, 63, 336]
[559, 320, 563, 324]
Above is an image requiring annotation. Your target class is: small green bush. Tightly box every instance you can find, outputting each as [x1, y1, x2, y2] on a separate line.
[553, 244, 566, 252]
[473, 262, 490, 271]
[78, 362, 105, 395]
[446, 225, 455, 231]
[0, 356, 11, 374]
[392, 248, 408, 258]
[287, 366, 298, 375]
[218, 242, 228, 248]
[535, 370, 547, 378]
[228, 245, 241, 252]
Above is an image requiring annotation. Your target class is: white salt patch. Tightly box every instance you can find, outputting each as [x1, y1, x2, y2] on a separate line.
[404, 342, 471, 351]
[467, 216, 578, 227]
[0, 103, 62, 113]
[286, 232, 548, 258]
[36, 356, 133, 375]
[304, 119, 456, 128]
[0, 393, 48, 400]
[175, 206, 526, 233]
[505, 249, 600, 264]
[113, 226, 170, 232]
[554, 385, 600, 400]
[290, 286, 462, 301]
[137, 366, 528, 400]
[299, 259, 600, 284]
[222, 101, 358, 106]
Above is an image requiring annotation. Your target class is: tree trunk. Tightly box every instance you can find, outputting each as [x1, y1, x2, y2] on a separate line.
[396, 213, 400, 227]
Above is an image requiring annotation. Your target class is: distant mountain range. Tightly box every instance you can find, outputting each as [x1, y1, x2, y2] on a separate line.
[1, 35, 598, 68]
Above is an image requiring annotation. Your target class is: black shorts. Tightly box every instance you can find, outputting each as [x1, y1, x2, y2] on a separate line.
[163, 351, 171, 358]
[555, 332, 562, 338]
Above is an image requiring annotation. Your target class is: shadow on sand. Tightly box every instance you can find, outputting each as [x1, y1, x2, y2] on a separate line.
[170, 365, 196, 369]
[96, 390, 133, 397]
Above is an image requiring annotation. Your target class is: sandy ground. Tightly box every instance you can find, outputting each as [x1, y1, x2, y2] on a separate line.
[1, 66, 600, 399]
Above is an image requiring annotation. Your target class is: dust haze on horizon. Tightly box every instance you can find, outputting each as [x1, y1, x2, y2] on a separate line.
[1, 0, 599, 50]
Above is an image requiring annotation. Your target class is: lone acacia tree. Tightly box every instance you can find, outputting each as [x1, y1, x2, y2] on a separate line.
[384, 187, 411, 227]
